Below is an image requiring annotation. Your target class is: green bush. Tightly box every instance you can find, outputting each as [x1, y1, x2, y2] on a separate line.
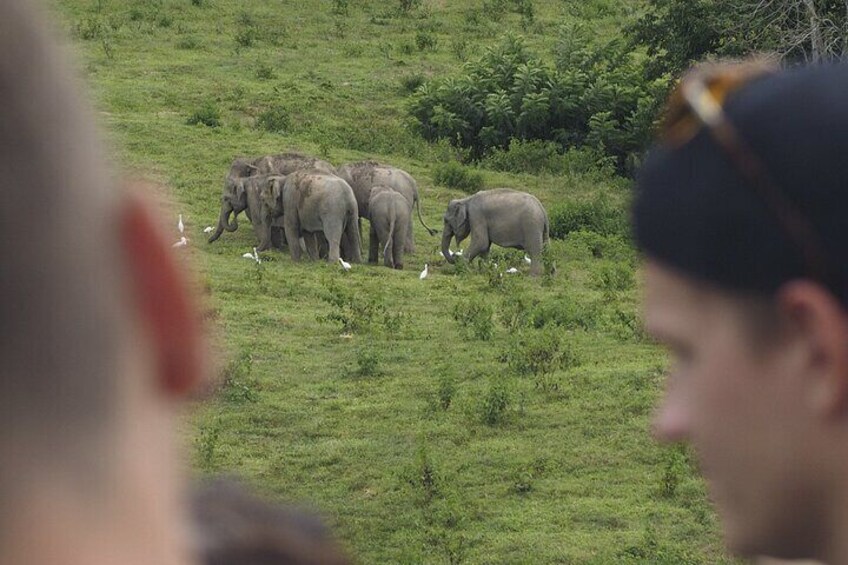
[400, 73, 425, 93]
[409, 31, 669, 172]
[433, 161, 483, 194]
[452, 298, 494, 340]
[349, 348, 382, 377]
[257, 105, 291, 133]
[548, 195, 628, 239]
[591, 260, 635, 294]
[220, 351, 259, 403]
[255, 62, 275, 80]
[481, 379, 511, 425]
[415, 30, 437, 51]
[499, 328, 581, 377]
[186, 102, 222, 127]
[531, 297, 601, 331]
[482, 139, 564, 174]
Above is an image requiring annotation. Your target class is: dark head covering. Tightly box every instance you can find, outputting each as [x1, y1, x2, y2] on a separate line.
[633, 63, 848, 302]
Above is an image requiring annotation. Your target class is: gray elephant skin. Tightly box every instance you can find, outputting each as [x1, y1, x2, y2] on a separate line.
[261, 169, 361, 263]
[441, 189, 549, 276]
[208, 152, 334, 244]
[368, 185, 411, 269]
[336, 161, 436, 253]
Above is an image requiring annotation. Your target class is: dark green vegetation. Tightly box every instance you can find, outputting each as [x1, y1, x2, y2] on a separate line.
[55, 0, 740, 562]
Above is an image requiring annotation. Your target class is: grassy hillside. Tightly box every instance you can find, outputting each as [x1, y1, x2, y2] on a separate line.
[53, 0, 736, 562]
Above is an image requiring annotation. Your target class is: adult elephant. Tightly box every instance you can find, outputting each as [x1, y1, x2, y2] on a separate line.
[207, 152, 335, 243]
[336, 161, 436, 254]
[261, 170, 361, 263]
[368, 185, 411, 269]
[441, 189, 549, 276]
[207, 157, 259, 243]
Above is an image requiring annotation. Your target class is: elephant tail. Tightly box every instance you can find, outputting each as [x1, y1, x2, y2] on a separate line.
[384, 215, 396, 267]
[415, 196, 437, 236]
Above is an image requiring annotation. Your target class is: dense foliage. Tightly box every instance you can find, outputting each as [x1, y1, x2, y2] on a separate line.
[630, 0, 848, 79]
[409, 30, 669, 174]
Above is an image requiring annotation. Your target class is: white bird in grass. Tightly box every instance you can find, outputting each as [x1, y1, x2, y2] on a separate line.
[524, 254, 532, 264]
[178, 214, 184, 234]
[505, 267, 519, 274]
[338, 257, 352, 271]
[172, 236, 188, 248]
[242, 248, 261, 263]
[419, 263, 429, 279]
[203, 226, 214, 233]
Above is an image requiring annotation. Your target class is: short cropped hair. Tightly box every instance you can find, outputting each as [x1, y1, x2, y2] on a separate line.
[0, 1, 126, 503]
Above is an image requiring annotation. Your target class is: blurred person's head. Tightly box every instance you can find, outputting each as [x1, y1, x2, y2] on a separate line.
[1, 2, 203, 564]
[634, 61, 848, 563]
[190, 478, 351, 565]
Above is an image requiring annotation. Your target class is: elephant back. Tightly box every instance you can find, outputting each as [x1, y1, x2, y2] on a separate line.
[337, 161, 417, 217]
[254, 152, 336, 176]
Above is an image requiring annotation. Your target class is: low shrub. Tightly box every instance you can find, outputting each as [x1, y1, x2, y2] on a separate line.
[255, 62, 275, 80]
[186, 102, 222, 127]
[433, 161, 484, 194]
[220, 351, 259, 403]
[481, 379, 511, 425]
[590, 260, 635, 294]
[499, 328, 581, 377]
[349, 347, 382, 377]
[415, 30, 437, 51]
[452, 298, 494, 340]
[400, 73, 425, 93]
[256, 105, 290, 133]
[481, 139, 565, 175]
[549, 195, 629, 239]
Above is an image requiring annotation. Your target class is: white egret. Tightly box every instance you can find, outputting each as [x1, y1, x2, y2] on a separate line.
[338, 257, 352, 271]
[419, 263, 429, 279]
[505, 267, 519, 274]
[178, 214, 184, 234]
[172, 236, 188, 248]
[203, 226, 214, 233]
[523, 254, 532, 264]
[242, 252, 254, 259]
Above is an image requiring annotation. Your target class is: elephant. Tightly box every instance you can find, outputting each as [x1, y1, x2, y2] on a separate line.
[336, 161, 436, 254]
[253, 152, 336, 177]
[207, 157, 260, 243]
[260, 169, 361, 263]
[368, 185, 411, 269]
[441, 189, 549, 276]
[208, 152, 335, 244]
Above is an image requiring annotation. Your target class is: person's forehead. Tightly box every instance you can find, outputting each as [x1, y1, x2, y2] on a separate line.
[643, 260, 730, 337]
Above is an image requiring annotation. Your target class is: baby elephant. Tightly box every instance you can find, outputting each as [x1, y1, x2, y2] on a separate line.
[441, 188, 549, 276]
[368, 185, 411, 269]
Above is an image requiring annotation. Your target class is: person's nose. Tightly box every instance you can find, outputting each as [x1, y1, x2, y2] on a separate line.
[651, 385, 690, 444]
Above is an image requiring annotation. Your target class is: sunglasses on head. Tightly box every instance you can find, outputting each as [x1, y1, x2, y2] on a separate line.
[659, 60, 835, 290]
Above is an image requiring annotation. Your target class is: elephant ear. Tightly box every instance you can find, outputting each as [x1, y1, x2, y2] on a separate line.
[272, 177, 284, 202]
[452, 201, 468, 232]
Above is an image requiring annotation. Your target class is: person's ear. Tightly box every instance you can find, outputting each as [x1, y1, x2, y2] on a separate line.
[119, 195, 203, 399]
[776, 280, 848, 418]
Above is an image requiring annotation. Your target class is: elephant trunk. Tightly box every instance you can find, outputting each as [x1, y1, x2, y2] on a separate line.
[441, 224, 455, 264]
[208, 201, 236, 243]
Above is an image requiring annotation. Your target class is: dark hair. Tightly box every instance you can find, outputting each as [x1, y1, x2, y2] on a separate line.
[634, 62, 848, 304]
[191, 478, 352, 565]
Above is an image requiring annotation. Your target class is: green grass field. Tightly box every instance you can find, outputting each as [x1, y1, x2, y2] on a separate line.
[53, 0, 737, 562]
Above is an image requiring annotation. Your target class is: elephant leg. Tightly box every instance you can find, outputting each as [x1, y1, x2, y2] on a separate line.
[393, 229, 404, 270]
[304, 232, 320, 260]
[324, 225, 343, 264]
[344, 218, 362, 263]
[369, 226, 379, 264]
[255, 220, 273, 252]
[465, 235, 490, 264]
[284, 220, 302, 261]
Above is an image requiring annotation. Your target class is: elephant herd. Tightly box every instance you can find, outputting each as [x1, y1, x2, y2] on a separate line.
[208, 152, 550, 275]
